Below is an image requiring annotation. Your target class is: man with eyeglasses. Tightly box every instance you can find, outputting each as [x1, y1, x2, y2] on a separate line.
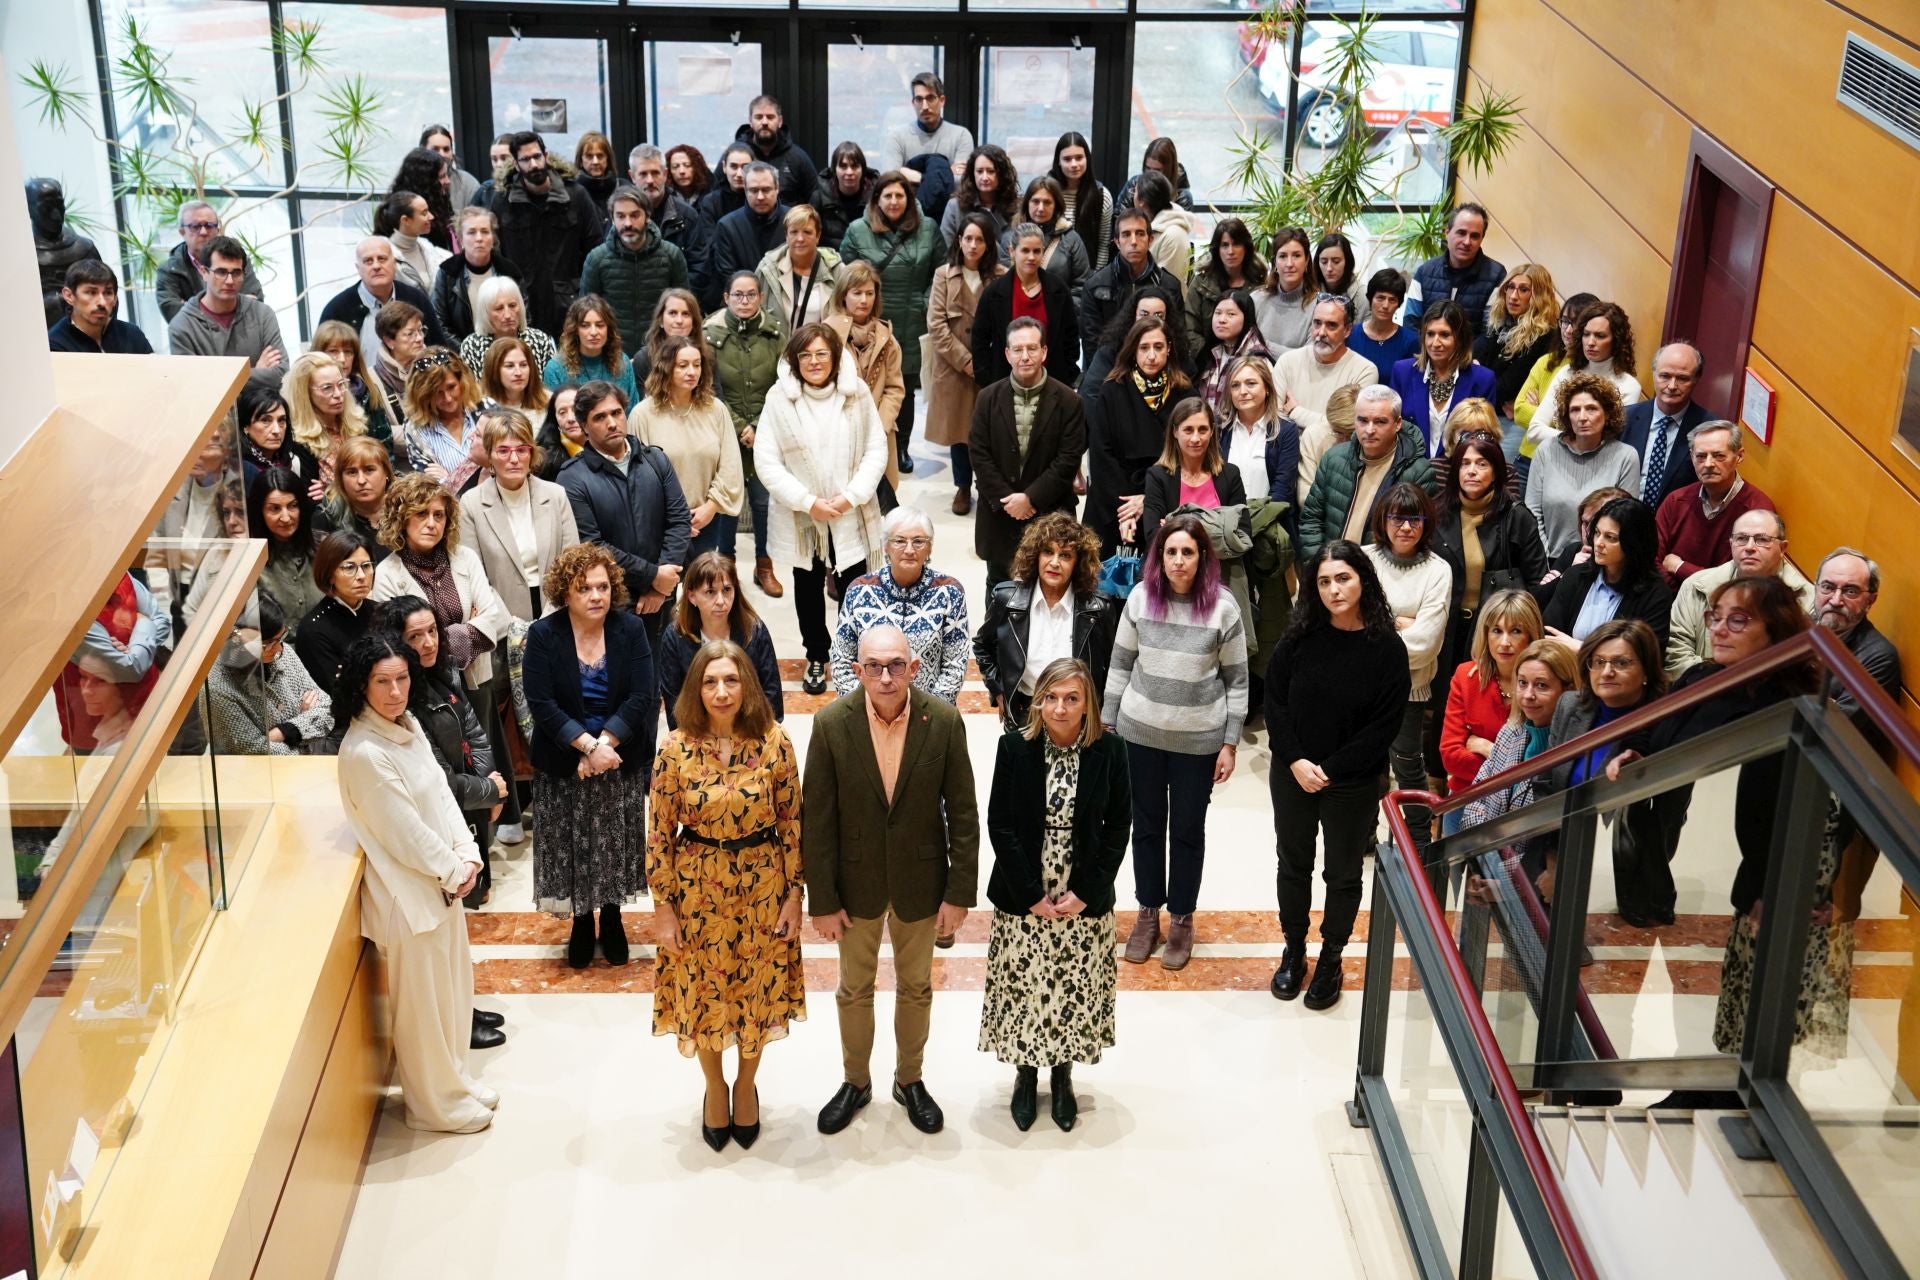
[1663, 509, 1811, 680]
[155, 201, 262, 321]
[1813, 548, 1901, 721]
[166, 235, 287, 386]
[733, 94, 817, 208]
[1298, 384, 1437, 562]
[628, 144, 715, 309]
[1272, 293, 1379, 441]
[1653, 419, 1775, 588]
[704, 271, 787, 597]
[1622, 343, 1709, 510]
[711, 162, 791, 295]
[486, 130, 606, 333]
[883, 72, 975, 187]
[804, 623, 978, 1140]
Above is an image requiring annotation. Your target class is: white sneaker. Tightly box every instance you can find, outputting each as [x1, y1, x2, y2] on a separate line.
[451, 1110, 494, 1134]
[495, 822, 525, 846]
[471, 1083, 500, 1111]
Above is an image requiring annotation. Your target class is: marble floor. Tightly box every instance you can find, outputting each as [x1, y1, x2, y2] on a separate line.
[335, 436, 1914, 1279]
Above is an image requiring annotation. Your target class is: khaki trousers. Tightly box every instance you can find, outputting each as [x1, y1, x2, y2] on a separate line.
[381, 905, 490, 1132]
[836, 909, 938, 1089]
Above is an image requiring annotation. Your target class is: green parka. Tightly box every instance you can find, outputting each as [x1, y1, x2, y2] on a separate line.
[838, 214, 944, 383]
[1297, 422, 1439, 563]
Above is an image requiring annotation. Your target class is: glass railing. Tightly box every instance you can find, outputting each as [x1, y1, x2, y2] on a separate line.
[1354, 628, 1920, 1278]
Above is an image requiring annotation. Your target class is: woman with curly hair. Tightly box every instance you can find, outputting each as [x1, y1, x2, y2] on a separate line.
[940, 144, 1020, 247]
[1264, 541, 1409, 1011]
[973, 513, 1116, 730]
[631, 334, 743, 558]
[543, 293, 638, 404]
[1525, 371, 1644, 557]
[648, 637, 803, 1150]
[369, 472, 515, 701]
[388, 146, 456, 254]
[666, 143, 712, 204]
[522, 543, 657, 968]
[1524, 298, 1643, 460]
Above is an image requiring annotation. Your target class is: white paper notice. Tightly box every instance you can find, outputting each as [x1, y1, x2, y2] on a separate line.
[991, 49, 1072, 108]
[68, 1119, 100, 1183]
[679, 56, 735, 97]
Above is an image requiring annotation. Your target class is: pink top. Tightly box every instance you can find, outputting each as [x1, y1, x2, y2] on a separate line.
[1178, 478, 1221, 509]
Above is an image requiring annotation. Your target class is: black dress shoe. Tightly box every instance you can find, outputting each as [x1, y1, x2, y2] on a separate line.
[802, 661, 828, 696]
[1010, 1067, 1039, 1131]
[599, 903, 629, 966]
[1269, 944, 1308, 1001]
[897, 445, 915, 474]
[469, 1022, 507, 1050]
[701, 1086, 731, 1152]
[567, 912, 596, 969]
[1050, 1066, 1077, 1132]
[817, 1081, 873, 1134]
[1303, 948, 1346, 1011]
[731, 1087, 761, 1149]
[473, 1008, 505, 1030]
[893, 1079, 944, 1134]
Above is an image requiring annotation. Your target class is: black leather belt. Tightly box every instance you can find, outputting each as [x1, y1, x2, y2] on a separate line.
[679, 826, 776, 852]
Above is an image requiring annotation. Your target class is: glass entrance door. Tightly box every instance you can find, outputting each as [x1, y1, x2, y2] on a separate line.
[486, 34, 614, 163]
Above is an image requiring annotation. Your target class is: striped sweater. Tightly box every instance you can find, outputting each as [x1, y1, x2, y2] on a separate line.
[1103, 587, 1248, 755]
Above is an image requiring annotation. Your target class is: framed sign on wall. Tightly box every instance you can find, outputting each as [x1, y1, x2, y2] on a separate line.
[1895, 328, 1920, 474]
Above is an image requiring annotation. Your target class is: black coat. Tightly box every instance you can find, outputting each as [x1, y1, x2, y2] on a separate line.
[1084, 378, 1178, 553]
[734, 124, 819, 207]
[697, 184, 745, 228]
[1431, 497, 1550, 612]
[651, 192, 718, 311]
[430, 251, 525, 341]
[316, 279, 452, 352]
[712, 203, 790, 294]
[1472, 323, 1554, 413]
[971, 272, 1081, 388]
[967, 376, 1086, 565]
[811, 170, 875, 252]
[293, 595, 371, 699]
[656, 619, 785, 729]
[487, 174, 606, 334]
[1542, 561, 1675, 653]
[1073, 255, 1183, 369]
[1139, 461, 1249, 550]
[556, 436, 693, 603]
[984, 730, 1131, 916]
[973, 581, 1118, 726]
[522, 607, 657, 779]
[412, 668, 498, 814]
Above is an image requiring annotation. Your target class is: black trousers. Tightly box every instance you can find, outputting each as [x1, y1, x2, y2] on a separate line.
[1273, 771, 1379, 950]
[1127, 740, 1217, 916]
[792, 555, 868, 663]
[1612, 786, 1690, 922]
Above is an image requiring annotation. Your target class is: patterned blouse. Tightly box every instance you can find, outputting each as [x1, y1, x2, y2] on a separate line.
[645, 725, 802, 904]
[827, 563, 971, 703]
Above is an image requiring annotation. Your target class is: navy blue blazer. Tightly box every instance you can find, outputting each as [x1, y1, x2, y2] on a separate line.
[1386, 358, 1499, 456]
[1621, 400, 1710, 511]
[522, 607, 657, 779]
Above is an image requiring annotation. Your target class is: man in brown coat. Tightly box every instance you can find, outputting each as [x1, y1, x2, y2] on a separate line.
[805, 624, 979, 1136]
[968, 317, 1086, 594]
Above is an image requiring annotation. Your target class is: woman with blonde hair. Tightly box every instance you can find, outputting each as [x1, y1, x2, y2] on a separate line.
[317, 435, 396, 562]
[1475, 264, 1560, 435]
[1437, 589, 1544, 832]
[459, 276, 557, 376]
[980, 658, 1130, 1132]
[648, 638, 804, 1150]
[823, 261, 905, 494]
[399, 349, 486, 493]
[543, 293, 637, 403]
[630, 334, 743, 558]
[757, 203, 842, 338]
[480, 335, 551, 415]
[311, 320, 395, 441]
[286, 348, 373, 468]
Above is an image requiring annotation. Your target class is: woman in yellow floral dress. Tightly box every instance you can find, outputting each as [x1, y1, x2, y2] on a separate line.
[648, 639, 806, 1152]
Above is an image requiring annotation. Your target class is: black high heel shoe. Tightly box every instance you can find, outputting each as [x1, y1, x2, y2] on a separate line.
[731, 1086, 761, 1149]
[1011, 1067, 1039, 1132]
[702, 1085, 731, 1153]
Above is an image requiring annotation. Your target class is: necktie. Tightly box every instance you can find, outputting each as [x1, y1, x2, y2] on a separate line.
[1646, 415, 1675, 497]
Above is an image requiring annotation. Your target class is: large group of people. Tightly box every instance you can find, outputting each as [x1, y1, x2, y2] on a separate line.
[45, 83, 1904, 1145]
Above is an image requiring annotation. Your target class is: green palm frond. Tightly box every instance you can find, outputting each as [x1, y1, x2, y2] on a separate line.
[272, 19, 329, 78]
[1384, 204, 1450, 263]
[18, 61, 92, 130]
[1441, 86, 1525, 178]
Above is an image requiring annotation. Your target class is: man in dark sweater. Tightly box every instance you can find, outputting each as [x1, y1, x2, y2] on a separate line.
[711, 163, 790, 290]
[1402, 203, 1505, 338]
[1654, 420, 1774, 588]
[49, 260, 152, 354]
[733, 95, 818, 208]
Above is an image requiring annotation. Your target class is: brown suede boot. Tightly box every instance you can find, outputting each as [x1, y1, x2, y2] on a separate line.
[754, 556, 785, 598]
[1123, 907, 1160, 964]
[1161, 913, 1195, 970]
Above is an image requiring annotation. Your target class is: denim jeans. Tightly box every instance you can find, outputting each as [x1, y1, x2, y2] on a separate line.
[951, 443, 973, 490]
[745, 473, 771, 559]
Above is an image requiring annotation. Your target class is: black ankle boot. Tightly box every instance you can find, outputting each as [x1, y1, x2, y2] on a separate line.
[1049, 1065, 1077, 1131]
[1303, 947, 1346, 1011]
[1269, 943, 1309, 1001]
[599, 903, 629, 965]
[1010, 1067, 1039, 1131]
[567, 912, 596, 969]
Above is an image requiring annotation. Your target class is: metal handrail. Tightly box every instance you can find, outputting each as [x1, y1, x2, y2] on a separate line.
[1379, 797, 1602, 1280]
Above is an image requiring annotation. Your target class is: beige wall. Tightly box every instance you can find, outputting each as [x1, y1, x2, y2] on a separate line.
[0, 53, 58, 471]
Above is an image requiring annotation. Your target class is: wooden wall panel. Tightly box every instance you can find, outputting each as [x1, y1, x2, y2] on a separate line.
[1540, 0, 1920, 288]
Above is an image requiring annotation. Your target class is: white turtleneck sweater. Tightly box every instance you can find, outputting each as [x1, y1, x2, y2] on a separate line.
[388, 231, 450, 294]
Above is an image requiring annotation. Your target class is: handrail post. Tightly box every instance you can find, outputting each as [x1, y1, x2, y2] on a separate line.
[1461, 1121, 1502, 1280]
[1536, 806, 1598, 1073]
[1742, 727, 1829, 1085]
[1351, 864, 1397, 1128]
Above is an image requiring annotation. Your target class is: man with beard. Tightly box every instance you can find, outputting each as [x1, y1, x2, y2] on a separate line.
[733, 95, 817, 207]
[579, 184, 690, 349]
[1814, 548, 1902, 722]
[627, 144, 714, 309]
[1271, 293, 1379, 443]
[486, 131, 605, 333]
[49, 260, 152, 353]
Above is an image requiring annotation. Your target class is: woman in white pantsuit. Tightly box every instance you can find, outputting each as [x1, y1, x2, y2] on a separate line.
[335, 631, 498, 1133]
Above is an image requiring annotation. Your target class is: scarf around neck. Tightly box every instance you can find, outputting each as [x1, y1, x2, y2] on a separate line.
[1133, 367, 1172, 410]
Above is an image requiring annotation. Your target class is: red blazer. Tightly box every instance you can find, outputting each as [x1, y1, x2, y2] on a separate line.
[1439, 661, 1512, 795]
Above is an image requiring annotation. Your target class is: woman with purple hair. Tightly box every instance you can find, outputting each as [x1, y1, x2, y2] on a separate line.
[1101, 512, 1249, 972]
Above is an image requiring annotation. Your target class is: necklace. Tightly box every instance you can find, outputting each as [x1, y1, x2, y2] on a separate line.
[1427, 366, 1460, 405]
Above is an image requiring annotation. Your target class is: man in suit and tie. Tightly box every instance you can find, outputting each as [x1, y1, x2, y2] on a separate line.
[806, 624, 979, 1136]
[969, 318, 1087, 595]
[1622, 343, 1709, 510]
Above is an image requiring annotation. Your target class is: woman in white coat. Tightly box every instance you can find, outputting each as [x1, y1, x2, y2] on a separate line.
[752, 321, 888, 695]
[371, 472, 522, 852]
[335, 632, 495, 1133]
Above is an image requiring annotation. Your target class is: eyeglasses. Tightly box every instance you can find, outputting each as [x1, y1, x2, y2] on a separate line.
[338, 561, 374, 577]
[1816, 580, 1868, 601]
[911, 94, 941, 105]
[888, 536, 931, 551]
[207, 267, 246, 281]
[1704, 608, 1755, 633]
[1587, 655, 1639, 673]
[183, 220, 220, 233]
[797, 349, 833, 362]
[860, 659, 910, 679]
[1729, 533, 1779, 547]
[1387, 514, 1426, 528]
[726, 289, 761, 300]
[493, 445, 533, 459]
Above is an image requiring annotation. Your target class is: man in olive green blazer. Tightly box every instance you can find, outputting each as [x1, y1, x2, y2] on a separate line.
[805, 624, 979, 1136]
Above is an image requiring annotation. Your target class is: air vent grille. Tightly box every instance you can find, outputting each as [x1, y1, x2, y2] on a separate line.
[1837, 32, 1920, 152]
